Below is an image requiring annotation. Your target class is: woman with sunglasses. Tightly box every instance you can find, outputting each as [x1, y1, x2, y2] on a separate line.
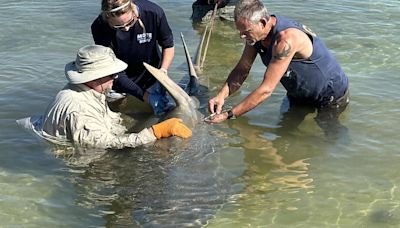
[91, 0, 175, 116]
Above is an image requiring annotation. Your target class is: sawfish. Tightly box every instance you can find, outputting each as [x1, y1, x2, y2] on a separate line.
[143, 29, 213, 129]
[140, 3, 218, 129]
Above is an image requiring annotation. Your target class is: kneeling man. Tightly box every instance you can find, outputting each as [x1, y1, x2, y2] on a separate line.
[19, 45, 192, 149]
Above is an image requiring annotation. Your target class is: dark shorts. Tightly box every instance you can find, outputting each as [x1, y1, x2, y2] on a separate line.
[318, 88, 350, 112]
[280, 88, 350, 140]
[287, 87, 350, 111]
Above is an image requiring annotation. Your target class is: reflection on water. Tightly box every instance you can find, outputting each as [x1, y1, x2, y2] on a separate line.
[231, 116, 314, 194]
[206, 114, 316, 226]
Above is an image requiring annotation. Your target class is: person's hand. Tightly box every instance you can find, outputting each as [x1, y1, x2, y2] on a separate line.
[208, 95, 225, 115]
[204, 112, 228, 124]
[159, 68, 168, 75]
[152, 118, 192, 139]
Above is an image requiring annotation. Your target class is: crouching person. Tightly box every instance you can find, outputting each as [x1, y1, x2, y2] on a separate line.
[18, 45, 192, 149]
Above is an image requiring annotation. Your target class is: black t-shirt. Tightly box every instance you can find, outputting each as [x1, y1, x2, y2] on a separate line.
[91, 0, 174, 91]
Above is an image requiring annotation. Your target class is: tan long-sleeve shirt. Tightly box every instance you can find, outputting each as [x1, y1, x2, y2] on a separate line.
[39, 83, 156, 149]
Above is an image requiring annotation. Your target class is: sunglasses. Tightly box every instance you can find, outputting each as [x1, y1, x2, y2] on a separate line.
[112, 12, 136, 30]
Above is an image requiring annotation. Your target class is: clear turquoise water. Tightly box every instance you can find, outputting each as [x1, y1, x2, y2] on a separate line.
[1, 0, 399, 227]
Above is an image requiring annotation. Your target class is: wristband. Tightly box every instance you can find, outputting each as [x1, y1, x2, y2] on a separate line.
[227, 109, 236, 119]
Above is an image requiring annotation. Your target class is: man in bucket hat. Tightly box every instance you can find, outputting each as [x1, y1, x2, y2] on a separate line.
[18, 45, 192, 149]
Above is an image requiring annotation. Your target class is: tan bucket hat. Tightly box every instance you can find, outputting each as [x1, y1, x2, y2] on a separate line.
[65, 45, 127, 84]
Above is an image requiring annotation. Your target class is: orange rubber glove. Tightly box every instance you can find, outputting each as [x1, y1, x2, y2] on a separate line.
[152, 118, 192, 139]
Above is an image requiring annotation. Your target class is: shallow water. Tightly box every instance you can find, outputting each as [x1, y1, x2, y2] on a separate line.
[1, 0, 400, 227]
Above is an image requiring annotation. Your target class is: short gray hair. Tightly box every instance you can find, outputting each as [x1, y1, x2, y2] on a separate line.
[234, 0, 270, 24]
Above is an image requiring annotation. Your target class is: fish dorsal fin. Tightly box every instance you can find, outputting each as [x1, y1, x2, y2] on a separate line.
[143, 63, 194, 109]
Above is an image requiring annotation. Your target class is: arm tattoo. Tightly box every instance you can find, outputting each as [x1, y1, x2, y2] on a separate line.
[274, 41, 291, 60]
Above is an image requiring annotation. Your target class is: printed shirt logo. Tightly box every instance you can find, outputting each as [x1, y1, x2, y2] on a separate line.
[137, 33, 152, 44]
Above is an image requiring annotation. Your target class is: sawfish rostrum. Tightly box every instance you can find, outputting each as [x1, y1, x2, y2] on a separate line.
[142, 30, 210, 129]
[143, 63, 201, 129]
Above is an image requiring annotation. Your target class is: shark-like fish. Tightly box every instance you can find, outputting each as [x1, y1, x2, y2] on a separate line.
[143, 31, 211, 129]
